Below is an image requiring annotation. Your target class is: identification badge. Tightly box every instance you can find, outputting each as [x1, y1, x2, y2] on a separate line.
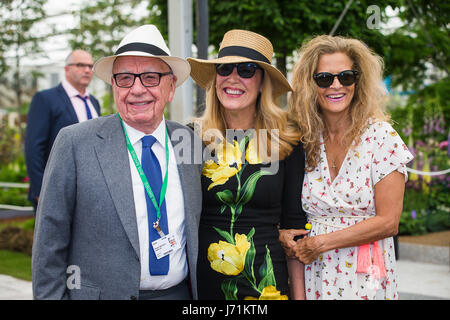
[151, 234, 179, 259]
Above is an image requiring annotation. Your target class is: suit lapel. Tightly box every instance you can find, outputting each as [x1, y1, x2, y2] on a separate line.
[166, 122, 191, 215]
[94, 115, 140, 258]
[56, 84, 78, 123]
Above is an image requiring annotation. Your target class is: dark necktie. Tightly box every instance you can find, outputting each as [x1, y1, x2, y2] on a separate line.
[75, 94, 93, 120]
[141, 135, 169, 275]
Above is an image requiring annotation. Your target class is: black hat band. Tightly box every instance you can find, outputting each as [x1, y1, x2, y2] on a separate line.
[218, 46, 270, 64]
[115, 42, 169, 56]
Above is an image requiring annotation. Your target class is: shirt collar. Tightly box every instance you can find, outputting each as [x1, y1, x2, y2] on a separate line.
[62, 79, 90, 98]
[122, 117, 166, 147]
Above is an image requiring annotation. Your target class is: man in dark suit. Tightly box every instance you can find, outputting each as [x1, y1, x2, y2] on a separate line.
[25, 50, 101, 208]
[32, 25, 202, 300]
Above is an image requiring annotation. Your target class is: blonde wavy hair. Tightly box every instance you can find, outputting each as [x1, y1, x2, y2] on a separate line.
[194, 72, 301, 161]
[288, 35, 390, 171]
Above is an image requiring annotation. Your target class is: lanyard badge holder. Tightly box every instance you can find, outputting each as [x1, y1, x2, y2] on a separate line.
[117, 113, 179, 258]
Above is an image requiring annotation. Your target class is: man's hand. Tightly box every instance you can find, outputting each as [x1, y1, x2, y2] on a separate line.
[279, 229, 310, 258]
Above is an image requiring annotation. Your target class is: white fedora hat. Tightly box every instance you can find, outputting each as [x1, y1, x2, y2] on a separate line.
[94, 24, 190, 87]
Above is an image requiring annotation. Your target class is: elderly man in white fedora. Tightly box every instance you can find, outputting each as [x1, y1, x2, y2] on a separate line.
[32, 25, 202, 300]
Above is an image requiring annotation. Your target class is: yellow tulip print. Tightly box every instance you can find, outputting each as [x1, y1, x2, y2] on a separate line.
[218, 139, 243, 167]
[208, 233, 250, 276]
[245, 137, 263, 164]
[244, 285, 288, 300]
[202, 159, 241, 191]
[202, 140, 243, 190]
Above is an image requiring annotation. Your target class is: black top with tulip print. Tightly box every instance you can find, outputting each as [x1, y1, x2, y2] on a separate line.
[197, 134, 307, 300]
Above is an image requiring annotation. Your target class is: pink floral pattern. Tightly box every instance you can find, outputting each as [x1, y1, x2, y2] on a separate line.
[302, 121, 413, 300]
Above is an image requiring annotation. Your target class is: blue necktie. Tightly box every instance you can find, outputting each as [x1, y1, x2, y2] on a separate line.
[76, 94, 93, 120]
[141, 135, 169, 275]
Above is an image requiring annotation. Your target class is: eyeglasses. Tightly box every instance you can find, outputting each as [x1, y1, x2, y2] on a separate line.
[112, 72, 173, 88]
[313, 70, 359, 88]
[215, 62, 262, 78]
[67, 63, 94, 70]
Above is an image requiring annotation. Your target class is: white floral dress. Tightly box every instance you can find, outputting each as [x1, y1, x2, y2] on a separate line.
[302, 121, 413, 300]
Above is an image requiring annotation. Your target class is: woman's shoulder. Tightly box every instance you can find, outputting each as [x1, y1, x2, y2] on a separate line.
[358, 119, 398, 142]
[364, 119, 395, 133]
[291, 139, 305, 153]
[283, 140, 305, 163]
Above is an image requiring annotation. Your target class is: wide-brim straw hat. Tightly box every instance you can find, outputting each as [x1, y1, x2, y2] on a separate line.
[94, 24, 190, 87]
[187, 29, 292, 98]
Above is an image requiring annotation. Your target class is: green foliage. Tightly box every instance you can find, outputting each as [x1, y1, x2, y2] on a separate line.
[385, 0, 449, 90]
[0, 118, 24, 168]
[390, 78, 449, 145]
[399, 207, 427, 236]
[0, 188, 31, 207]
[0, 0, 47, 118]
[207, 0, 398, 74]
[0, 249, 32, 281]
[147, 0, 448, 91]
[0, 153, 31, 207]
[0, 118, 31, 206]
[390, 77, 449, 236]
[21, 218, 35, 231]
[148, 0, 398, 75]
[0, 155, 28, 183]
[146, 0, 169, 40]
[400, 188, 450, 236]
[0, 0, 47, 75]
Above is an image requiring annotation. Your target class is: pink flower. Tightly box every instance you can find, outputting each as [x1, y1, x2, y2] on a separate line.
[439, 141, 448, 149]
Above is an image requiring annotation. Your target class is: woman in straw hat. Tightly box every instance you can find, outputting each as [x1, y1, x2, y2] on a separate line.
[282, 35, 413, 300]
[187, 29, 309, 300]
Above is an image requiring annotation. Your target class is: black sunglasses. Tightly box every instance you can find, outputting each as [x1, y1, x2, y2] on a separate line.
[215, 62, 262, 78]
[313, 70, 359, 88]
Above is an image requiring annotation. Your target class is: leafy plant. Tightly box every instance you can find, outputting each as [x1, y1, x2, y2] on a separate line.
[390, 77, 449, 236]
[0, 123, 31, 206]
[399, 209, 427, 235]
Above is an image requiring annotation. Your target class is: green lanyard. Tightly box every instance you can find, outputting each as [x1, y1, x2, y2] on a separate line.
[117, 113, 169, 224]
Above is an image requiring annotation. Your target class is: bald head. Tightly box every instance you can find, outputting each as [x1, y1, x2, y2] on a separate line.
[64, 50, 94, 95]
[65, 50, 93, 65]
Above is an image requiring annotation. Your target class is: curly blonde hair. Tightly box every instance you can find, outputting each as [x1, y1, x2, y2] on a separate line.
[288, 35, 390, 171]
[194, 73, 301, 161]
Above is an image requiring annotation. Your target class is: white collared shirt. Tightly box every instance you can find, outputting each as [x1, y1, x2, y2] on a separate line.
[122, 117, 187, 290]
[61, 79, 99, 122]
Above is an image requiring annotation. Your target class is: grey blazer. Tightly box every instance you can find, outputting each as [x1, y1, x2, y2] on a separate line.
[32, 114, 202, 300]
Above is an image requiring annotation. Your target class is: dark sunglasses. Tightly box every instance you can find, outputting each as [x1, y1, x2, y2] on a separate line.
[313, 70, 359, 88]
[215, 62, 262, 78]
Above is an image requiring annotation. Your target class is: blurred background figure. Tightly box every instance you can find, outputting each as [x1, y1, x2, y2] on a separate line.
[25, 50, 101, 210]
